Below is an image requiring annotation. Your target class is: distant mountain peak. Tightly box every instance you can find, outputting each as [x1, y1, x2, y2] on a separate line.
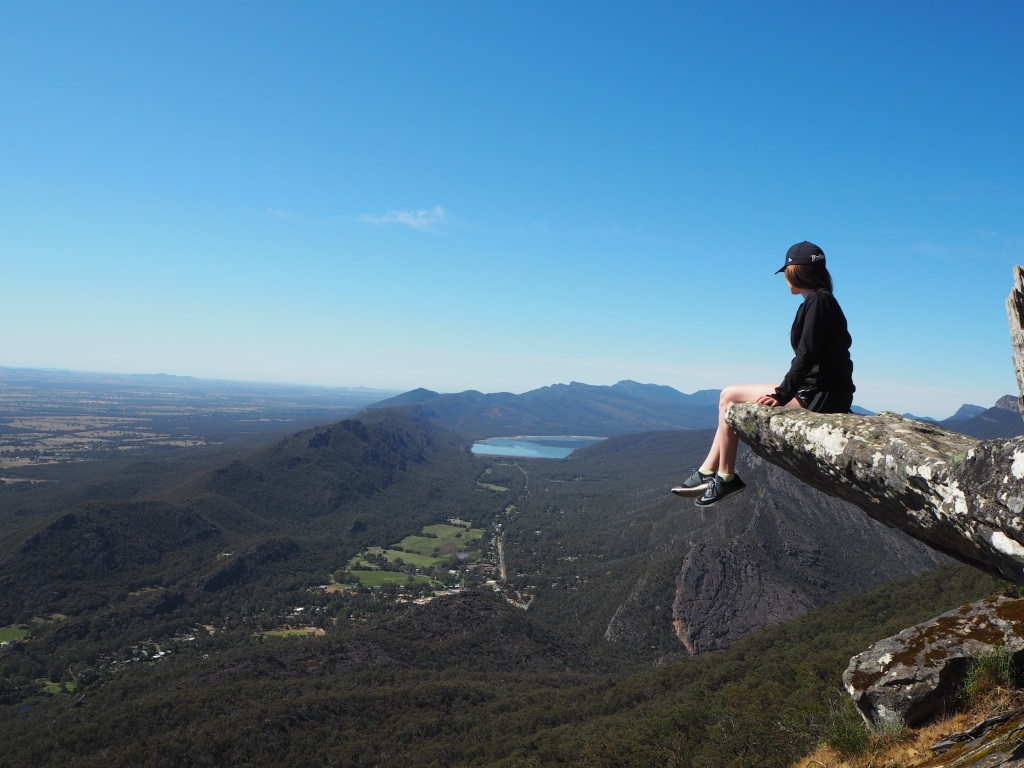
[995, 394, 1019, 412]
[946, 403, 986, 421]
[369, 388, 440, 408]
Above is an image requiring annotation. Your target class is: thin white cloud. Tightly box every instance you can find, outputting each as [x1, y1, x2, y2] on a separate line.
[359, 205, 448, 231]
[265, 208, 293, 219]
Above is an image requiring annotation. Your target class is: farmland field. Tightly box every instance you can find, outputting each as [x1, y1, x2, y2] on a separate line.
[346, 522, 487, 587]
[0, 626, 29, 643]
[356, 548, 439, 569]
[0, 366, 396, 470]
[264, 627, 326, 638]
[477, 482, 509, 492]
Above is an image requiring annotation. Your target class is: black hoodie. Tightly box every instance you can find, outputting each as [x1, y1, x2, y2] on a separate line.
[772, 289, 854, 409]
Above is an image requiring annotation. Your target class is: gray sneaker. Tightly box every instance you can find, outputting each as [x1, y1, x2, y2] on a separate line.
[694, 474, 746, 507]
[671, 469, 713, 497]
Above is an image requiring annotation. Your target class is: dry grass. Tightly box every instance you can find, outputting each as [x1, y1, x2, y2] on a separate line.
[790, 691, 1024, 768]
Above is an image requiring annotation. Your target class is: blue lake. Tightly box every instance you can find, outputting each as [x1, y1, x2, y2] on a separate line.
[471, 435, 605, 459]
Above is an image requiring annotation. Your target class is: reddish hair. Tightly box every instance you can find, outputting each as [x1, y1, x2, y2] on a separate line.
[785, 262, 833, 292]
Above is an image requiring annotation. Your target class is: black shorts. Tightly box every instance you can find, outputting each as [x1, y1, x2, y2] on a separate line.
[795, 388, 853, 414]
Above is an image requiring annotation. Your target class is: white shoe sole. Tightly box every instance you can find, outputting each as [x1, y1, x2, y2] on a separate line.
[671, 484, 709, 497]
[694, 485, 746, 507]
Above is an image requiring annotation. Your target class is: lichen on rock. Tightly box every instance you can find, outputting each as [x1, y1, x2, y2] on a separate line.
[725, 404, 1024, 584]
[843, 595, 1024, 728]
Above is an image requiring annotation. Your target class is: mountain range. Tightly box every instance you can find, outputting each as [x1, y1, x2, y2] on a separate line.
[2, 380, 994, 655]
[371, 379, 1024, 440]
[370, 380, 721, 438]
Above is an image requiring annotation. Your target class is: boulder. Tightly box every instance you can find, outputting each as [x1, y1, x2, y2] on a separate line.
[843, 595, 1024, 728]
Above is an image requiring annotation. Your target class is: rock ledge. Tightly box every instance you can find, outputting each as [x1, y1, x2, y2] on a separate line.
[726, 405, 1024, 584]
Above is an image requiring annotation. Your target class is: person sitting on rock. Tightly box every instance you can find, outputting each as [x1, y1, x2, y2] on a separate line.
[672, 241, 855, 507]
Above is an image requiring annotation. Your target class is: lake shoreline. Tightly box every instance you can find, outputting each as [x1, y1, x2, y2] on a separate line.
[470, 435, 606, 459]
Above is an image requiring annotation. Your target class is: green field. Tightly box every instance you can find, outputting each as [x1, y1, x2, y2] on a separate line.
[346, 522, 485, 587]
[0, 626, 29, 643]
[349, 548, 439, 570]
[399, 524, 484, 556]
[477, 482, 509, 492]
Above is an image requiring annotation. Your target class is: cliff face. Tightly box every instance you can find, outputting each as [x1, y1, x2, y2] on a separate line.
[668, 454, 948, 655]
[601, 450, 947, 657]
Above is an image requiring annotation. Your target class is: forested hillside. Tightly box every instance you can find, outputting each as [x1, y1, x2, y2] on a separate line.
[1, 561, 993, 766]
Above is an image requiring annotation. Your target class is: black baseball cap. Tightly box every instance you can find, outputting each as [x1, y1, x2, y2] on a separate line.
[776, 241, 825, 274]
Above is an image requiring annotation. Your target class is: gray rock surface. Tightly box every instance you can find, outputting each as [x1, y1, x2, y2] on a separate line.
[725, 404, 1024, 584]
[843, 595, 1024, 727]
[1007, 265, 1024, 419]
[665, 455, 946, 655]
[997, 395, 1021, 413]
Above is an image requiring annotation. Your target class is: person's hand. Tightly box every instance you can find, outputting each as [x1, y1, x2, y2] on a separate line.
[754, 395, 780, 407]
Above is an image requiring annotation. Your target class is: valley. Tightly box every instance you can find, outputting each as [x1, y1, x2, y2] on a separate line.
[342, 520, 489, 588]
[0, 370, 1019, 766]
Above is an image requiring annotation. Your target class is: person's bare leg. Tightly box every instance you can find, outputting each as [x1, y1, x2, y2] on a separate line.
[690, 385, 803, 506]
[700, 384, 800, 476]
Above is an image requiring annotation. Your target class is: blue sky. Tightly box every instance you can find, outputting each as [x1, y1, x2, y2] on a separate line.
[3, 2, 1022, 418]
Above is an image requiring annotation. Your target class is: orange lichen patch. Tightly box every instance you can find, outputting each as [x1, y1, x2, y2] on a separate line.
[888, 612, 1008, 671]
[994, 598, 1024, 632]
[850, 667, 884, 690]
[957, 619, 1009, 647]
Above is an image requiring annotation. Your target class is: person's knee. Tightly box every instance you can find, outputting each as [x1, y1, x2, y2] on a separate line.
[719, 386, 743, 408]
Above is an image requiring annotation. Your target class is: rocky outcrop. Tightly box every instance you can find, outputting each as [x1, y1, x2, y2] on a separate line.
[1008, 265, 1024, 417]
[671, 539, 815, 654]
[724, 267, 1024, 585]
[724, 267, 1024, 746]
[725, 405, 1024, 584]
[843, 595, 1024, 727]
